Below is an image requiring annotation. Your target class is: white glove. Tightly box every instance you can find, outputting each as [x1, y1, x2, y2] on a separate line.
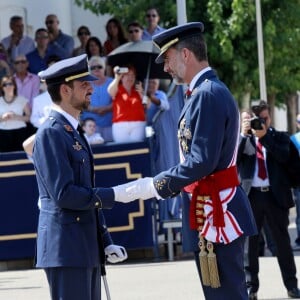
[104, 244, 128, 263]
[113, 177, 161, 203]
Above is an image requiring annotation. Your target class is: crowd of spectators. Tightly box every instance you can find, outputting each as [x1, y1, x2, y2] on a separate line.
[0, 8, 167, 151]
[1, 9, 300, 299]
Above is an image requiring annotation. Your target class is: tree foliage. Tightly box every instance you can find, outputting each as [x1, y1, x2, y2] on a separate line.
[74, 0, 178, 27]
[75, 0, 300, 108]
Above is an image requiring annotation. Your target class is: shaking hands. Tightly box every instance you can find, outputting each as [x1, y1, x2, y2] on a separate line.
[113, 177, 161, 203]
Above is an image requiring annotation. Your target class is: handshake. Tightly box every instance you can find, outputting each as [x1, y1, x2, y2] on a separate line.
[113, 177, 161, 203]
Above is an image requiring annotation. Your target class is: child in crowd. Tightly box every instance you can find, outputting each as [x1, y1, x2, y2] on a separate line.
[82, 117, 104, 145]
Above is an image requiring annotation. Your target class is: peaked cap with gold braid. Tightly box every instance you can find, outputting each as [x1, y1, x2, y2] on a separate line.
[38, 54, 97, 85]
[152, 22, 204, 64]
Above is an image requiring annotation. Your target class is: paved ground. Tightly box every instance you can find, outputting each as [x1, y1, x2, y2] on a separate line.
[0, 256, 300, 300]
[0, 208, 299, 300]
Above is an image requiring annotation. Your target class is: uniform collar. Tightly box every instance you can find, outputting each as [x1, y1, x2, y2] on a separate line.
[188, 66, 212, 91]
[51, 105, 79, 130]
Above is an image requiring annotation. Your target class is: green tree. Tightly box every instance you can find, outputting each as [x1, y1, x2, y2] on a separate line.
[202, 0, 300, 130]
[74, 0, 177, 27]
[75, 0, 300, 130]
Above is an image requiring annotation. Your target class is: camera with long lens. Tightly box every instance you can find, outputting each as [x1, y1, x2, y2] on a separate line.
[250, 117, 265, 130]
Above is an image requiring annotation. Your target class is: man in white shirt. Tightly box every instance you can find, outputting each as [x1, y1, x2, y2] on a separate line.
[1, 16, 35, 64]
[30, 91, 52, 128]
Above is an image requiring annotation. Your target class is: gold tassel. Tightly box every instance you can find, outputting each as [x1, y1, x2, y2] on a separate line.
[198, 235, 210, 286]
[206, 241, 221, 288]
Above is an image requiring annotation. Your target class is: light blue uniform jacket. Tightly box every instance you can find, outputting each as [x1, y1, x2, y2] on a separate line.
[33, 110, 115, 268]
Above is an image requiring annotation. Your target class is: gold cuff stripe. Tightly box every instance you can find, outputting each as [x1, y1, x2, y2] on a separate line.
[65, 71, 90, 82]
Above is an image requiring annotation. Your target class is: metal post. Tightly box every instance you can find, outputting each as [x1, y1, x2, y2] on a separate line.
[255, 0, 267, 101]
[176, 0, 187, 24]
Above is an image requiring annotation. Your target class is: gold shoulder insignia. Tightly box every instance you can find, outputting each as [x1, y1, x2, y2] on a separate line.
[64, 125, 73, 132]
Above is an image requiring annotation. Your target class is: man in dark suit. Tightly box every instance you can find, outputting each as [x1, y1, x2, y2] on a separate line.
[113, 22, 257, 299]
[33, 54, 127, 300]
[237, 101, 300, 299]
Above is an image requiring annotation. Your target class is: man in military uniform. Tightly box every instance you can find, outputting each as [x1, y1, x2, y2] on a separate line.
[113, 22, 257, 299]
[33, 54, 128, 300]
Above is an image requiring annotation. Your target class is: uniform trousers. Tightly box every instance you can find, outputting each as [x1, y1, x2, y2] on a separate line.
[44, 266, 101, 300]
[246, 188, 297, 292]
[194, 235, 248, 300]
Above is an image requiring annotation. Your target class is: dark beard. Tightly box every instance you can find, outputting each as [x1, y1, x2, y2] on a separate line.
[73, 100, 89, 112]
[80, 101, 89, 111]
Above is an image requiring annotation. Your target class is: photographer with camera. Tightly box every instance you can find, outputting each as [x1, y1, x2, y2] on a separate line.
[237, 100, 300, 299]
[107, 64, 146, 143]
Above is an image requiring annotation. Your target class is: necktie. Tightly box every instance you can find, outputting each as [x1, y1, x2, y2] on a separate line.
[77, 124, 94, 184]
[77, 125, 89, 149]
[77, 124, 85, 137]
[185, 89, 192, 98]
[257, 140, 267, 180]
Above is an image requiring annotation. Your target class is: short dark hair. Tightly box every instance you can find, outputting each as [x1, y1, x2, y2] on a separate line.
[47, 81, 74, 104]
[46, 55, 61, 66]
[82, 117, 96, 126]
[35, 28, 48, 37]
[251, 100, 270, 116]
[77, 25, 91, 36]
[127, 21, 143, 31]
[174, 34, 207, 62]
[47, 83, 61, 104]
[10, 16, 23, 25]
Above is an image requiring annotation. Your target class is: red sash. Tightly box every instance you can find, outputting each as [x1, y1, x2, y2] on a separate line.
[184, 166, 240, 230]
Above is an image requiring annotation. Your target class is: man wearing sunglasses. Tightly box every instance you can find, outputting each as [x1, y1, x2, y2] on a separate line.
[13, 54, 40, 109]
[81, 56, 113, 142]
[142, 7, 165, 41]
[1, 15, 35, 64]
[45, 14, 74, 58]
[27, 28, 65, 75]
[127, 22, 143, 42]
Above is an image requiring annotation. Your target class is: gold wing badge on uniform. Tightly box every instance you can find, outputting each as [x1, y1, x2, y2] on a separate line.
[73, 141, 82, 151]
[63, 125, 82, 151]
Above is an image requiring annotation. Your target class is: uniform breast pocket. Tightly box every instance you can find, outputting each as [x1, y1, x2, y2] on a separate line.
[70, 151, 89, 185]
